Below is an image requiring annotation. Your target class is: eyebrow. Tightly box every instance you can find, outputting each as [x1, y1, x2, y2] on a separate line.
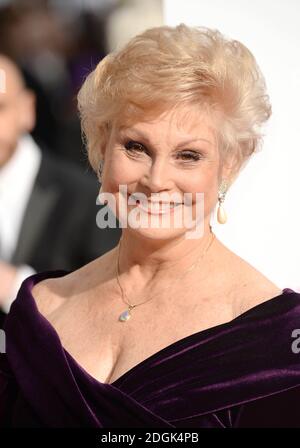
[119, 127, 213, 148]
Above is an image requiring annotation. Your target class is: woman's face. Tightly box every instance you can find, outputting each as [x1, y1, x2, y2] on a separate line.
[100, 104, 227, 242]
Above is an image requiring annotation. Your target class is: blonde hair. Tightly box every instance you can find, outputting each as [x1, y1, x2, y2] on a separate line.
[78, 23, 271, 180]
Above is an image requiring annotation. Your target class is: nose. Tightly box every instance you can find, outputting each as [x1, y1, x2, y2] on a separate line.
[139, 157, 173, 193]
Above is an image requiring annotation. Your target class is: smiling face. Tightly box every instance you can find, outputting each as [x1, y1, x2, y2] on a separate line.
[100, 103, 231, 242]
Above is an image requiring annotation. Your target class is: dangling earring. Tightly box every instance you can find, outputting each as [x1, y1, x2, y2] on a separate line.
[217, 179, 228, 224]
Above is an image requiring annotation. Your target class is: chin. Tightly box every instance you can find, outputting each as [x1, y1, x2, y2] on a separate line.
[126, 225, 191, 243]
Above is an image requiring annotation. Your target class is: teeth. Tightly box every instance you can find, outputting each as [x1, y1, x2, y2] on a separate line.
[127, 194, 182, 212]
[139, 202, 181, 213]
[148, 202, 179, 207]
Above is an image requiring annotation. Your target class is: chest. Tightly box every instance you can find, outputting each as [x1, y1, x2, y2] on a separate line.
[47, 288, 236, 385]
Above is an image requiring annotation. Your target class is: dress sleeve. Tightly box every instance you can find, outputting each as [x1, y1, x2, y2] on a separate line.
[233, 385, 300, 428]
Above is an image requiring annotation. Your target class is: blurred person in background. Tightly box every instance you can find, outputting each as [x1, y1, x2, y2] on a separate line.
[0, 0, 108, 167]
[0, 54, 121, 319]
[0, 0, 164, 168]
[0, 0, 72, 158]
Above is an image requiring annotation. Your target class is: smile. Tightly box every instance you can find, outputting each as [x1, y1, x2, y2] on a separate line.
[127, 194, 183, 214]
[137, 201, 182, 214]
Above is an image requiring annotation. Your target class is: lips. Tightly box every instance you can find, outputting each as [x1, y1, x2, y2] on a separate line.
[139, 201, 181, 213]
[128, 193, 183, 206]
[127, 193, 183, 214]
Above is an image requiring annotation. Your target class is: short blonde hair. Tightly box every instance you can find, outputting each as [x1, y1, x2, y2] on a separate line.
[78, 23, 271, 180]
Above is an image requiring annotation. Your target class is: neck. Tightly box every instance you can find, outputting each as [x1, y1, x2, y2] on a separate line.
[117, 224, 216, 292]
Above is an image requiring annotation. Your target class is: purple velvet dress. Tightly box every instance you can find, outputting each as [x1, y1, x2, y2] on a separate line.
[1, 270, 300, 428]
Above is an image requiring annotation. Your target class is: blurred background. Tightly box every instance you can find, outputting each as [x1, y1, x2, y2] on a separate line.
[0, 0, 163, 166]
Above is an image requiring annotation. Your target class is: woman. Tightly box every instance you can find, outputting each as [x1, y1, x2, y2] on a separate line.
[1, 24, 300, 428]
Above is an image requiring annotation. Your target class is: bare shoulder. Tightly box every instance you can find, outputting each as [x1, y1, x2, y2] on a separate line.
[218, 241, 283, 315]
[31, 248, 117, 318]
[31, 274, 73, 318]
[233, 260, 282, 314]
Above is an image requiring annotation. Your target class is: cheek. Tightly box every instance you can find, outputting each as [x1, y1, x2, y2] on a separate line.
[105, 149, 147, 185]
[181, 172, 218, 228]
[102, 152, 130, 192]
[187, 174, 218, 223]
[0, 111, 18, 138]
[186, 169, 218, 199]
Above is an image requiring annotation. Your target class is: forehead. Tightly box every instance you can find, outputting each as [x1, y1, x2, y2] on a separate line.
[116, 104, 218, 147]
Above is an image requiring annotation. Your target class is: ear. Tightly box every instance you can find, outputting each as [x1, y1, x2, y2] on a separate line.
[18, 89, 36, 133]
[220, 152, 238, 186]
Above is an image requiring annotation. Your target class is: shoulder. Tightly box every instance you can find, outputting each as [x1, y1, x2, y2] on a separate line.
[216, 241, 283, 315]
[31, 276, 70, 318]
[31, 249, 116, 319]
[235, 265, 282, 315]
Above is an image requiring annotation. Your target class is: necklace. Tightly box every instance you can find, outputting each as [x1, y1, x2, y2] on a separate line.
[116, 226, 216, 322]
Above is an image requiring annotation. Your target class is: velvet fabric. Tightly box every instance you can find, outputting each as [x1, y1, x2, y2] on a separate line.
[1, 270, 300, 428]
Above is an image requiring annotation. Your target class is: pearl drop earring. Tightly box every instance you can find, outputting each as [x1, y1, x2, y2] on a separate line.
[217, 180, 228, 224]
